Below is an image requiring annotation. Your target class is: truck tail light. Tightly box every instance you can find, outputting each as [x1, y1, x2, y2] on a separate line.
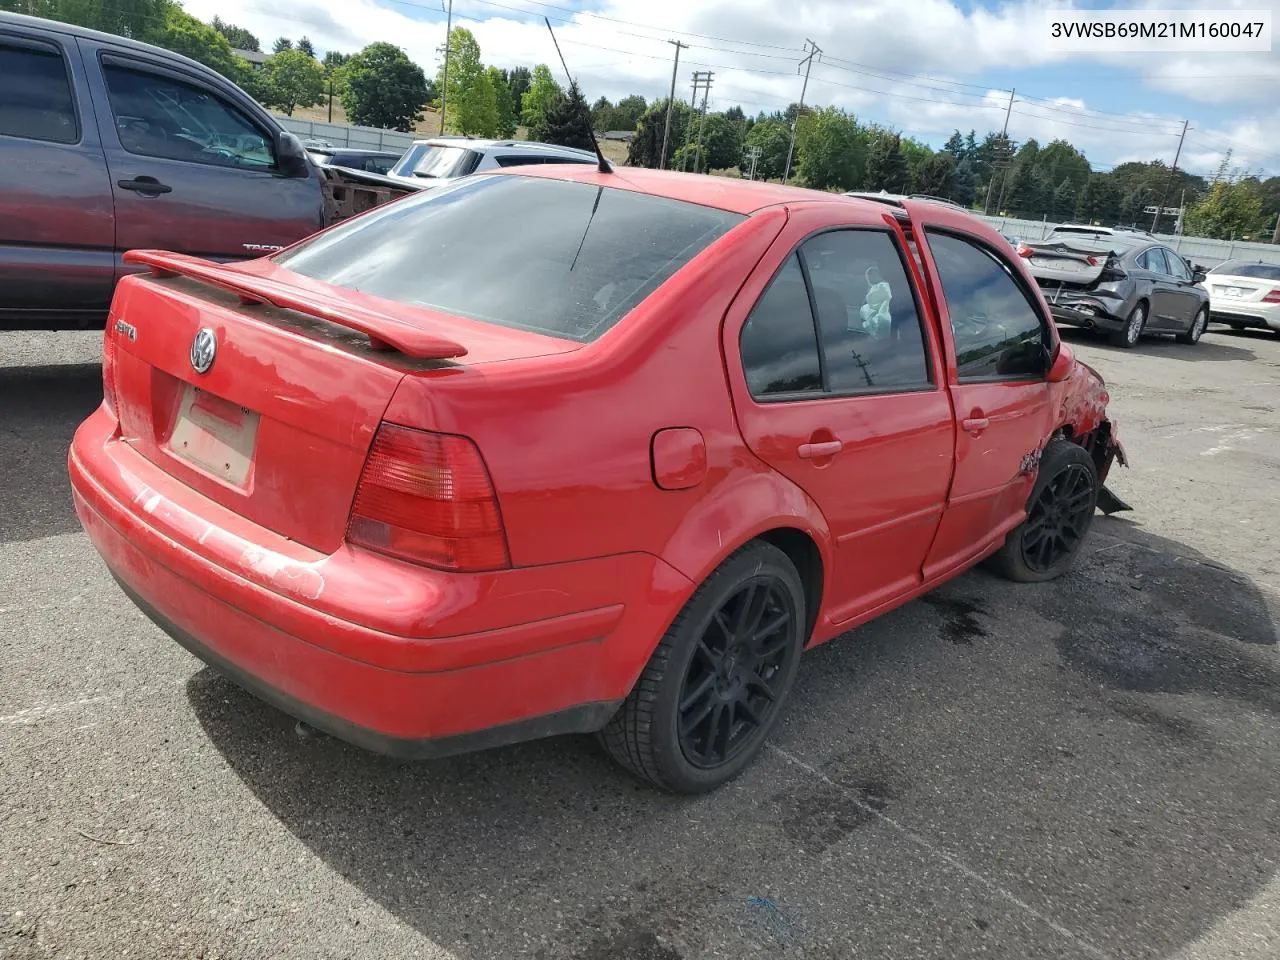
[347, 423, 510, 572]
[1263, 289, 1280, 303]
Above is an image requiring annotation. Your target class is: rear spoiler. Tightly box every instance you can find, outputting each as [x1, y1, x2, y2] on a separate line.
[122, 249, 468, 360]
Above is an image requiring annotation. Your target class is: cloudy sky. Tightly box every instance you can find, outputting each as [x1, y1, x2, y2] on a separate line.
[181, 0, 1280, 177]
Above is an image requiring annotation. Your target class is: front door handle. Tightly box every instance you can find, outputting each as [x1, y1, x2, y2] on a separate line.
[117, 176, 172, 196]
[798, 439, 843, 459]
[962, 417, 990, 433]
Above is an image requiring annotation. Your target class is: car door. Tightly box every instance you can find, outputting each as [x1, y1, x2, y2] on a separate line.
[0, 26, 114, 328]
[1138, 246, 1183, 329]
[911, 227, 1058, 580]
[77, 41, 323, 269]
[1160, 247, 1204, 328]
[725, 208, 954, 627]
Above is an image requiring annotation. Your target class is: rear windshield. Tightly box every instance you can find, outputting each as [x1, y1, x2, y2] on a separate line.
[393, 143, 479, 179]
[1210, 260, 1280, 280]
[275, 175, 745, 341]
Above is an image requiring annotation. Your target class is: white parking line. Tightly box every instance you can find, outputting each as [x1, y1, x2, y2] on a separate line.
[768, 744, 1113, 960]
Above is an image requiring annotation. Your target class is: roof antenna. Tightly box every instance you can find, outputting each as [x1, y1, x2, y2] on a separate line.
[543, 16, 613, 173]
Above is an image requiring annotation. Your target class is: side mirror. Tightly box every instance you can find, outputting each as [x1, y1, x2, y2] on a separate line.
[1046, 341, 1075, 383]
[1192, 269, 1207, 283]
[275, 130, 312, 179]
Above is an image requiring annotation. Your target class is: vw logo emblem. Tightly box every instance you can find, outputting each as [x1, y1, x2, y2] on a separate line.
[190, 327, 217, 375]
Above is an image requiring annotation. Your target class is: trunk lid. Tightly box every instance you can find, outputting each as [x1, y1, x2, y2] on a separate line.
[1020, 239, 1119, 287]
[107, 257, 578, 554]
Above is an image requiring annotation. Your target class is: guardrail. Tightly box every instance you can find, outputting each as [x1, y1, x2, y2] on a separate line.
[976, 214, 1280, 268]
[273, 115, 416, 154]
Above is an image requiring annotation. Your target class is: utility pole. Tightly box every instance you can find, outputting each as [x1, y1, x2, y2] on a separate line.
[680, 72, 709, 172]
[659, 40, 687, 170]
[693, 71, 713, 173]
[984, 88, 1015, 215]
[782, 39, 821, 184]
[1152, 119, 1189, 233]
[437, 0, 453, 135]
[745, 144, 761, 181]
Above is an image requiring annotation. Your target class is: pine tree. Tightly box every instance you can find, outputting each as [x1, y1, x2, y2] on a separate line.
[538, 80, 595, 151]
[943, 130, 965, 158]
[863, 133, 909, 193]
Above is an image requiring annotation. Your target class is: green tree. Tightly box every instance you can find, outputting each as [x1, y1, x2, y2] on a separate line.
[1075, 173, 1123, 224]
[341, 42, 429, 132]
[613, 94, 647, 131]
[263, 48, 325, 115]
[538, 80, 594, 151]
[487, 65, 516, 138]
[627, 98, 693, 168]
[2, 0, 167, 38]
[272, 37, 292, 54]
[1053, 179, 1078, 221]
[322, 50, 348, 72]
[795, 107, 865, 191]
[149, 5, 244, 80]
[912, 151, 958, 198]
[744, 117, 791, 181]
[520, 64, 562, 132]
[1187, 159, 1268, 239]
[210, 16, 259, 52]
[437, 28, 495, 136]
[943, 130, 966, 158]
[953, 156, 977, 207]
[506, 66, 532, 114]
[864, 132, 909, 193]
[1037, 139, 1091, 195]
[297, 36, 315, 58]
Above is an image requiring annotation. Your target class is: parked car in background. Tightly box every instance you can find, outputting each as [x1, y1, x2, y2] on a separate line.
[70, 170, 1125, 793]
[386, 137, 598, 187]
[1015, 231, 1210, 347]
[1202, 260, 1280, 334]
[0, 12, 414, 331]
[306, 146, 403, 176]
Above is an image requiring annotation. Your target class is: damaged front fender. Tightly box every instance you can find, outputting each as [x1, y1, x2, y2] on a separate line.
[1053, 354, 1130, 512]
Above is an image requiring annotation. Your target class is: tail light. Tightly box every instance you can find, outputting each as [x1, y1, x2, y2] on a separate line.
[1263, 289, 1280, 303]
[347, 423, 510, 572]
[1085, 255, 1099, 266]
[1016, 244, 1033, 258]
[101, 324, 120, 419]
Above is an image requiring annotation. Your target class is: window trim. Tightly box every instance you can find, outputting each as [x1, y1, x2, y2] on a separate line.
[98, 52, 280, 172]
[0, 34, 82, 145]
[739, 225, 939, 404]
[1163, 247, 1192, 282]
[923, 226, 1053, 386]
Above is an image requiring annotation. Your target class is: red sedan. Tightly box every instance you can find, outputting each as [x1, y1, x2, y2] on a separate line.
[69, 166, 1126, 793]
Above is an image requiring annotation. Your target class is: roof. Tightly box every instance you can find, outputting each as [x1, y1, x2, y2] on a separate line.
[498, 164, 873, 216]
[407, 137, 597, 159]
[233, 48, 270, 64]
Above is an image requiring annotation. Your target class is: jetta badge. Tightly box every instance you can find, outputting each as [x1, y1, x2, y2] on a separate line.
[190, 327, 218, 375]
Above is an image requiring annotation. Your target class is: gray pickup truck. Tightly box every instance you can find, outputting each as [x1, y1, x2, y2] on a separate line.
[0, 12, 415, 332]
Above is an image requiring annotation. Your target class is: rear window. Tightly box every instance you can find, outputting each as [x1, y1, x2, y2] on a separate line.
[275, 175, 744, 341]
[1210, 261, 1280, 281]
[393, 143, 480, 180]
[0, 40, 79, 144]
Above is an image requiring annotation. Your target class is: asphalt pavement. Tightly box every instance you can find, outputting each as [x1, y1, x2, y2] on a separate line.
[2, 325, 1278, 960]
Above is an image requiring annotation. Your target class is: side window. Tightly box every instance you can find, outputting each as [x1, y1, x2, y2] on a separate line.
[1140, 247, 1170, 275]
[0, 39, 79, 144]
[495, 155, 544, 168]
[926, 231, 1047, 381]
[101, 62, 275, 169]
[1165, 249, 1192, 281]
[801, 230, 931, 392]
[740, 254, 823, 398]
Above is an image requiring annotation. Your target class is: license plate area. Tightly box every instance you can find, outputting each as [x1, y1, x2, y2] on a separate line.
[168, 384, 259, 487]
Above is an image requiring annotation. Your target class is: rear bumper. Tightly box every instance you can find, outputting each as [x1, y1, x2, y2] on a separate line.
[69, 406, 692, 754]
[1209, 309, 1280, 331]
[1045, 292, 1127, 331]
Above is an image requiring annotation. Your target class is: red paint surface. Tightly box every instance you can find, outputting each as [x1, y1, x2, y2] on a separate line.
[69, 167, 1122, 748]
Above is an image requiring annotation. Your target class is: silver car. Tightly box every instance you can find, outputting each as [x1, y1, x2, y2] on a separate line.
[386, 137, 598, 187]
[1203, 259, 1280, 334]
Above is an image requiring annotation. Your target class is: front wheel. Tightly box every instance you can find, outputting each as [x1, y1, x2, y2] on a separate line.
[1176, 306, 1208, 344]
[598, 541, 806, 793]
[1110, 302, 1147, 348]
[990, 440, 1099, 583]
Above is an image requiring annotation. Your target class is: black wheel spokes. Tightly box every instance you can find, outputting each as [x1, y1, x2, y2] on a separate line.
[677, 579, 797, 769]
[1023, 463, 1095, 573]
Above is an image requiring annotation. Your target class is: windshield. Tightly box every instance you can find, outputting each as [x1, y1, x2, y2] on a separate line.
[393, 143, 479, 179]
[1210, 261, 1280, 281]
[275, 175, 745, 342]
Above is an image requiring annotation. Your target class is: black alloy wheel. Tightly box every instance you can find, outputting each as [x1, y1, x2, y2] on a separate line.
[598, 541, 806, 793]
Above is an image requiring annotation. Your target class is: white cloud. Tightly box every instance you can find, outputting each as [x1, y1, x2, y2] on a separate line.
[181, 0, 1280, 176]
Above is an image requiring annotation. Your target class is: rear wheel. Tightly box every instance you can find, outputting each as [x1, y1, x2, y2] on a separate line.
[598, 541, 806, 793]
[1110, 302, 1147, 348]
[1177, 306, 1208, 344]
[990, 440, 1098, 583]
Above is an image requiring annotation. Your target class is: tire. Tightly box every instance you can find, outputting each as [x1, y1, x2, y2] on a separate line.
[1176, 306, 1208, 344]
[990, 440, 1099, 583]
[1110, 301, 1147, 348]
[598, 541, 806, 794]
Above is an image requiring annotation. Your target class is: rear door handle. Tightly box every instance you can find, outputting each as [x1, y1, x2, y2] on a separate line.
[798, 440, 843, 459]
[117, 177, 172, 195]
[962, 417, 990, 433]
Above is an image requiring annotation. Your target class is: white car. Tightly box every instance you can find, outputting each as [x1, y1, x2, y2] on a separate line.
[385, 137, 598, 187]
[1203, 260, 1280, 334]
